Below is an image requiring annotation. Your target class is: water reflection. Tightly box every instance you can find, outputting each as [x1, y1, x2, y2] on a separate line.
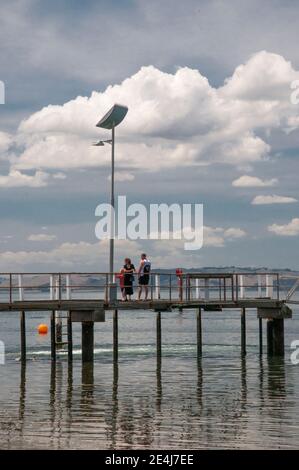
[18, 363, 26, 422]
[196, 358, 203, 409]
[49, 362, 65, 449]
[156, 358, 162, 412]
[18, 362, 26, 443]
[5, 351, 296, 450]
[81, 362, 94, 387]
[267, 357, 286, 398]
[240, 357, 247, 408]
[107, 363, 119, 449]
[259, 356, 264, 404]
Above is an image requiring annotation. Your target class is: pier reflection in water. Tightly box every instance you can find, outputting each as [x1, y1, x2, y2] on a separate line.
[1, 305, 299, 450]
[2, 352, 296, 450]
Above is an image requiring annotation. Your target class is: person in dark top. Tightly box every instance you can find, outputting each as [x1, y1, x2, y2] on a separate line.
[138, 253, 151, 300]
[123, 258, 136, 301]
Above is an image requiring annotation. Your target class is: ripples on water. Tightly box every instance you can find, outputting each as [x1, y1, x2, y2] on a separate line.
[0, 308, 299, 449]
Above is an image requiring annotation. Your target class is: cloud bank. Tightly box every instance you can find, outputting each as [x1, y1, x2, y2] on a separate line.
[0, 223, 246, 271]
[1, 51, 299, 188]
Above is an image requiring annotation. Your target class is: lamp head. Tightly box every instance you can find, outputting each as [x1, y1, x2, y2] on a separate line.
[96, 104, 128, 129]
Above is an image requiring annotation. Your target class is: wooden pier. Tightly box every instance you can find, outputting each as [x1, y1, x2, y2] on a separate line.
[0, 271, 296, 364]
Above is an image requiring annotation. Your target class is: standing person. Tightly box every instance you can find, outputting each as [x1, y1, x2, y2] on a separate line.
[116, 268, 125, 301]
[138, 253, 151, 301]
[123, 258, 136, 301]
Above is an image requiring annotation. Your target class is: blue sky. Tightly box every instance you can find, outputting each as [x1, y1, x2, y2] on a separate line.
[0, 0, 299, 271]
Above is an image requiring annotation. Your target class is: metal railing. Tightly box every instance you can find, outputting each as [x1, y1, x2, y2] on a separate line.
[279, 274, 299, 303]
[0, 271, 282, 303]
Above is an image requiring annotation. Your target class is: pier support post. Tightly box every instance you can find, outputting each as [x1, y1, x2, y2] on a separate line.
[258, 306, 290, 357]
[267, 319, 274, 356]
[156, 312, 162, 358]
[241, 308, 246, 356]
[197, 308, 202, 359]
[67, 312, 73, 362]
[20, 311, 26, 363]
[113, 310, 118, 362]
[272, 318, 285, 356]
[259, 318, 263, 355]
[50, 311, 56, 362]
[82, 321, 94, 363]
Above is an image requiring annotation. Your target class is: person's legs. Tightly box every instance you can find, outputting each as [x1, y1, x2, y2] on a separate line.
[144, 285, 149, 300]
[138, 285, 142, 300]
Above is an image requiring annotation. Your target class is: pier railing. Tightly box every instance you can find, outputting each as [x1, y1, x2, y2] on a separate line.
[0, 271, 283, 303]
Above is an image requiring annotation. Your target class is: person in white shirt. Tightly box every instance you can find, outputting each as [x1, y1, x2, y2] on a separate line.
[137, 253, 151, 300]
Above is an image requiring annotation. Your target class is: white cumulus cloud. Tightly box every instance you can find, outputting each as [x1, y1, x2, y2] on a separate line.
[224, 227, 247, 239]
[108, 171, 135, 182]
[204, 226, 246, 247]
[268, 218, 299, 236]
[0, 170, 49, 188]
[232, 175, 278, 188]
[27, 234, 57, 241]
[0, 131, 13, 154]
[252, 195, 297, 205]
[0, 51, 298, 187]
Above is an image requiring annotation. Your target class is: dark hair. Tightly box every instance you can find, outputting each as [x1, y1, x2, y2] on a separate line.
[141, 253, 147, 259]
[125, 258, 131, 264]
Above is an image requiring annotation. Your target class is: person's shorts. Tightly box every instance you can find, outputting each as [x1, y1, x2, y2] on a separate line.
[139, 275, 150, 286]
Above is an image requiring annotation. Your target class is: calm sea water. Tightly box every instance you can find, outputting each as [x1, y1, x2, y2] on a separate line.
[1, 304, 299, 449]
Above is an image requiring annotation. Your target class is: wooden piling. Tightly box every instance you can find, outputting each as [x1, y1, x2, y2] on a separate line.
[267, 319, 274, 356]
[241, 308, 246, 356]
[259, 318, 263, 355]
[67, 312, 73, 362]
[197, 308, 202, 358]
[20, 311, 26, 362]
[272, 318, 285, 356]
[82, 321, 94, 363]
[156, 312, 162, 358]
[113, 310, 118, 362]
[50, 311, 56, 362]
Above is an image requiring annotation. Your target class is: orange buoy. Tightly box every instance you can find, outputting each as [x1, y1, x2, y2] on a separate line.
[38, 324, 48, 335]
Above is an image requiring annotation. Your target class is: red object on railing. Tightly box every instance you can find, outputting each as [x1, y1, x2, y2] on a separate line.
[176, 268, 183, 301]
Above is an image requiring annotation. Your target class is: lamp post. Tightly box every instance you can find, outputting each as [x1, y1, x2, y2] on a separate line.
[94, 104, 128, 287]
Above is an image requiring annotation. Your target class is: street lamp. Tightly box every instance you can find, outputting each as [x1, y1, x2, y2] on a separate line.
[92, 139, 112, 146]
[95, 104, 128, 287]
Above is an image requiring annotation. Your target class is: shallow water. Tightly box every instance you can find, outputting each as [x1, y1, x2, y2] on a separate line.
[0, 307, 299, 449]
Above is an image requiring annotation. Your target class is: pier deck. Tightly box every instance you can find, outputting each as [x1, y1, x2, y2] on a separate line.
[0, 297, 287, 312]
